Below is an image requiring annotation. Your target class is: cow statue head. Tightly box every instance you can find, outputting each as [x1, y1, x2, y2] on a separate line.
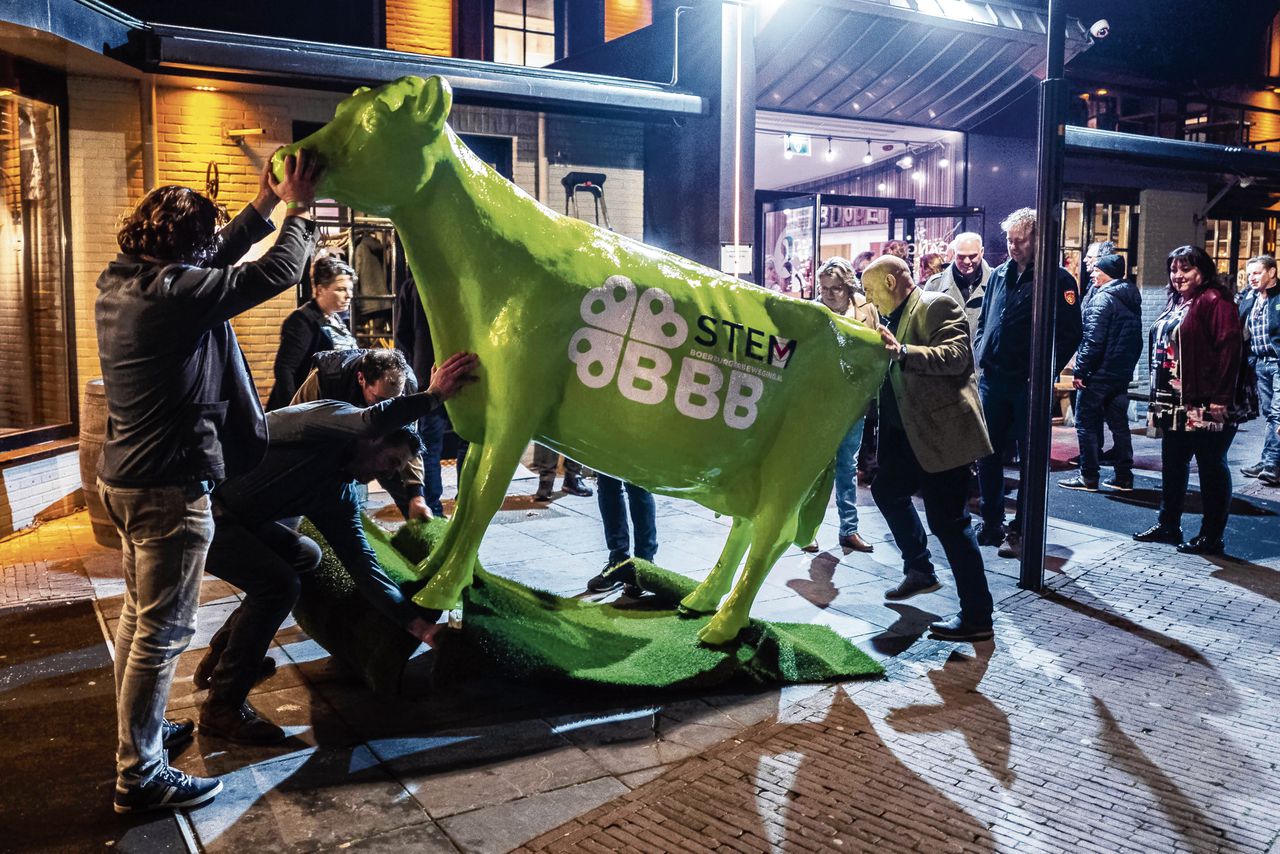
[274, 75, 454, 216]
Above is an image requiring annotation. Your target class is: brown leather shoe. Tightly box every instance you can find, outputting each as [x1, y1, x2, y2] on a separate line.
[839, 533, 874, 553]
[800, 540, 821, 553]
[199, 699, 286, 745]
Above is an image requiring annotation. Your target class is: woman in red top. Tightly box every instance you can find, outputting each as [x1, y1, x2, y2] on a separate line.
[1134, 246, 1243, 555]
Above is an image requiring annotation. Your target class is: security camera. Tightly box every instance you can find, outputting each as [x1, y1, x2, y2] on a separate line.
[1089, 19, 1111, 39]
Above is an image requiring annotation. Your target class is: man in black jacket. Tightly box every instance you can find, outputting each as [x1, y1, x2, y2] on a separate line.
[96, 152, 320, 814]
[1060, 254, 1142, 492]
[196, 351, 477, 743]
[973, 207, 1083, 559]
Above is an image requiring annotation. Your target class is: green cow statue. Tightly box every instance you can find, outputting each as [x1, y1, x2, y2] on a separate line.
[276, 76, 889, 644]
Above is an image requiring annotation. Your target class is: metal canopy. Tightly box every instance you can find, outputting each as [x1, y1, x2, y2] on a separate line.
[1066, 126, 1280, 181]
[756, 0, 1090, 130]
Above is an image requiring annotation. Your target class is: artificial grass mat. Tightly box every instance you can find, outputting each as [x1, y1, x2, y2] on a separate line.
[293, 516, 882, 694]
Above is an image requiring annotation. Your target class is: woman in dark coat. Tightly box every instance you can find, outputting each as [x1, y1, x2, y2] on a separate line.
[1133, 246, 1243, 555]
[267, 252, 358, 410]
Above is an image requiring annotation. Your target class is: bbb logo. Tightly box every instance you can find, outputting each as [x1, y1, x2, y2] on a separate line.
[568, 275, 766, 429]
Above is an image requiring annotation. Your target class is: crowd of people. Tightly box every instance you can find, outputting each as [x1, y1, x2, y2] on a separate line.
[91, 149, 1277, 816]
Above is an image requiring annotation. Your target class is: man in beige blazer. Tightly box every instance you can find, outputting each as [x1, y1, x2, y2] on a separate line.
[862, 255, 996, 641]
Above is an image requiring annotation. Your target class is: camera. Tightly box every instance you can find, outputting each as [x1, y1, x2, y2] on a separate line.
[1089, 19, 1111, 39]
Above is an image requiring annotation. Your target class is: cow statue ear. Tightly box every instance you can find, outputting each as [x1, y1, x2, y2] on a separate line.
[415, 75, 454, 135]
[352, 86, 372, 97]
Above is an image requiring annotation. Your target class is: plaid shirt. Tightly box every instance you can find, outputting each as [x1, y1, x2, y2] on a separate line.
[1249, 292, 1277, 358]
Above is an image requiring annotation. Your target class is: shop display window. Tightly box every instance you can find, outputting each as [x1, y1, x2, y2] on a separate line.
[0, 92, 71, 450]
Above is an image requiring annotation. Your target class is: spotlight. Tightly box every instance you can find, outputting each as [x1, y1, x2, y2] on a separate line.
[912, 170, 926, 183]
[193, 85, 219, 92]
[896, 154, 914, 170]
[876, 181, 887, 191]
[1095, 88, 1109, 96]
[938, 157, 949, 168]
[863, 139, 874, 164]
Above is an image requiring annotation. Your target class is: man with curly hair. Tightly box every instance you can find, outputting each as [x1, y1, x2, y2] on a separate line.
[95, 151, 321, 814]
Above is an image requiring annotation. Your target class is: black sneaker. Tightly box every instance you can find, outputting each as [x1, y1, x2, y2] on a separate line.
[114, 766, 223, 814]
[974, 522, 1004, 547]
[162, 718, 194, 749]
[1176, 534, 1224, 555]
[1261, 469, 1280, 487]
[1102, 476, 1133, 492]
[1241, 463, 1266, 478]
[586, 559, 635, 593]
[1058, 476, 1099, 492]
[199, 699, 286, 745]
[928, 616, 994, 642]
[884, 572, 942, 601]
[1133, 524, 1182, 544]
[561, 474, 594, 497]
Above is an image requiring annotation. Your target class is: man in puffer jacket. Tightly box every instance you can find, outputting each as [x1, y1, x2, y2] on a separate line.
[1061, 254, 1143, 492]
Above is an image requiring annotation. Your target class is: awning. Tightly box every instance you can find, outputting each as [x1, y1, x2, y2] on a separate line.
[756, 0, 1091, 130]
[2, 1, 704, 119]
[1066, 126, 1280, 181]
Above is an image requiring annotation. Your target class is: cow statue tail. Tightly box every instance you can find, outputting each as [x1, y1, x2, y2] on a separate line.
[793, 460, 837, 547]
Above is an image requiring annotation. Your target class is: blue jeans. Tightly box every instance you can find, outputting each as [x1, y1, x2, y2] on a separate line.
[977, 376, 1028, 531]
[1256, 357, 1280, 469]
[417, 408, 469, 516]
[596, 474, 657, 564]
[1075, 383, 1132, 481]
[834, 417, 866, 537]
[98, 480, 214, 790]
[871, 427, 993, 624]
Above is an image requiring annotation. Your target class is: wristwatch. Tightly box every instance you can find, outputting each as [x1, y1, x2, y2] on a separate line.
[897, 344, 908, 362]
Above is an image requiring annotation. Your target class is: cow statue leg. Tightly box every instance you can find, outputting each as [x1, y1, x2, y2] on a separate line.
[412, 424, 532, 611]
[697, 505, 799, 645]
[679, 516, 753, 615]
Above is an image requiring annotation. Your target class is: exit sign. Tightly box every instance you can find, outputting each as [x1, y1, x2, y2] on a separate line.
[784, 133, 811, 157]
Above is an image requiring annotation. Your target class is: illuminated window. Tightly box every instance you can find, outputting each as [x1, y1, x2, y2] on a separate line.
[494, 0, 556, 68]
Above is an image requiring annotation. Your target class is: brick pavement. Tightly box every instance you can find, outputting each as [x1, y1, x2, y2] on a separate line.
[519, 540, 1280, 854]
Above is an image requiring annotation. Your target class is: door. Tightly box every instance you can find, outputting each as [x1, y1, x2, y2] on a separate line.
[889, 205, 985, 277]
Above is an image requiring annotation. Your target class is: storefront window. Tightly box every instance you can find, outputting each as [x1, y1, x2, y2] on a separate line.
[494, 0, 556, 67]
[0, 92, 70, 448]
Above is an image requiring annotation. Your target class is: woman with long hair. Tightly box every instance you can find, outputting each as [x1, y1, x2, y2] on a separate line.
[1133, 245, 1244, 555]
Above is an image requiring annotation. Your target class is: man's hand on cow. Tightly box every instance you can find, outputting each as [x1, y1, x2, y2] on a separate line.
[251, 155, 282, 218]
[269, 148, 323, 212]
[1072, 377, 1085, 390]
[428, 352, 480, 400]
[407, 496, 433, 522]
[877, 324, 901, 355]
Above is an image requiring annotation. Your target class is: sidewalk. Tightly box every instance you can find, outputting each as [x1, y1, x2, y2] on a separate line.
[1, 430, 1278, 853]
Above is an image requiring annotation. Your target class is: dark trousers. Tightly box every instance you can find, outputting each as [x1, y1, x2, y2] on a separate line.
[204, 517, 321, 706]
[596, 473, 657, 564]
[977, 376, 1027, 532]
[872, 427, 993, 624]
[1076, 383, 1132, 481]
[1158, 426, 1238, 541]
[418, 408, 469, 516]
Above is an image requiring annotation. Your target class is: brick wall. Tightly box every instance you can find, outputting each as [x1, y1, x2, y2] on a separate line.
[1134, 188, 1204, 397]
[544, 115, 645, 240]
[0, 451, 81, 537]
[385, 0, 453, 56]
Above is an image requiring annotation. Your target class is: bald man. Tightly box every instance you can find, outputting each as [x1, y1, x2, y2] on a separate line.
[861, 256, 995, 641]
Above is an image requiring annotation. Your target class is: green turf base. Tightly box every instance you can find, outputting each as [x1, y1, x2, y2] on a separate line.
[296, 517, 883, 694]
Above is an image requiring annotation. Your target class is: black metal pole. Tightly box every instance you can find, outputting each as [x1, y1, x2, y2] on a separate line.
[1018, 0, 1068, 592]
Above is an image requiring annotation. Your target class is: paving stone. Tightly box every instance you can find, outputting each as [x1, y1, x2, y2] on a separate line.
[438, 776, 628, 854]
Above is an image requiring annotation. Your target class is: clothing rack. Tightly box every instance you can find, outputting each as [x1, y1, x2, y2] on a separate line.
[306, 204, 404, 348]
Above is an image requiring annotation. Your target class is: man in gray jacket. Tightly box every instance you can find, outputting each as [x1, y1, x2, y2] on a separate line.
[923, 232, 990, 337]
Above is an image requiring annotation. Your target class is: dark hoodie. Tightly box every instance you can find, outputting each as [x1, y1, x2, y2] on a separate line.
[1074, 278, 1143, 387]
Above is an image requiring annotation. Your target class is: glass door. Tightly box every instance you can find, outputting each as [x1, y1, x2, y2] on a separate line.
[758, 193, 819, 299]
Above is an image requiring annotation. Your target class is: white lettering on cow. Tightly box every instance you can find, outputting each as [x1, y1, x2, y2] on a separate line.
[618, 340, 672, 405]
[723, 370, 764, 430]
[568, 327, 623, 388]
[674, 356, 723, 420]
[630, 287, 689, 348]
[580, 277, 637, 335]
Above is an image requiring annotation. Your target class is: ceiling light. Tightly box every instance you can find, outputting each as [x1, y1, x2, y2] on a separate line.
[912, 170, 926, 183]
[938, 157, 949, 168]
[194, 85, 219, 92]
[863, 139, 874, 164]
[876, 182, 887, 191]
[896, 154, 914, 170]
[1095, 88, 1109, 96]
[825, 137, 835, 162]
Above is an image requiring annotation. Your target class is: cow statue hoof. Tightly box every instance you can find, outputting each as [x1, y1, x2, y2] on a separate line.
[697, 612, 746, 646]
[679, 584, 725, 616]
[413, 574, 464, 612]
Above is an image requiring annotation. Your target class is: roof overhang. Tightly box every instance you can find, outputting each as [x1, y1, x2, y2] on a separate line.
[1, 0, 705, 120]
[1066, 127, 1280, 181]
[757, 0, 1092, 130]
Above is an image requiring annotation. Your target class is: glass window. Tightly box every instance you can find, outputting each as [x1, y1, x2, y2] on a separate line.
[494, 0, 557, 67]
[0, 92, 71, 447]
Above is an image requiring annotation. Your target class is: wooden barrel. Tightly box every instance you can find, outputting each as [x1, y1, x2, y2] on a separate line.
[79, 379, 120, 548]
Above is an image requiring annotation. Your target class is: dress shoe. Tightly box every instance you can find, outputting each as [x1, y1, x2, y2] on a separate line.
[799, 540, 821, 553]
[1240, 463, 1266, 478]
[884, 571, 942, 601]
[561, 474, 594, 497]
[199, 699, 286, 745]
[974, 522, 1005, 547]
[1058, 476, 1099, 492]
[1176, 535, 1224, 555]
[162, 717, 195, 749]
[839, 533, 874, 553]
[928, 616, 994, 642]
[1260, 469, 1280, 487]
[1133, 524, 1182, 544]
[194, 652, 277, 691]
